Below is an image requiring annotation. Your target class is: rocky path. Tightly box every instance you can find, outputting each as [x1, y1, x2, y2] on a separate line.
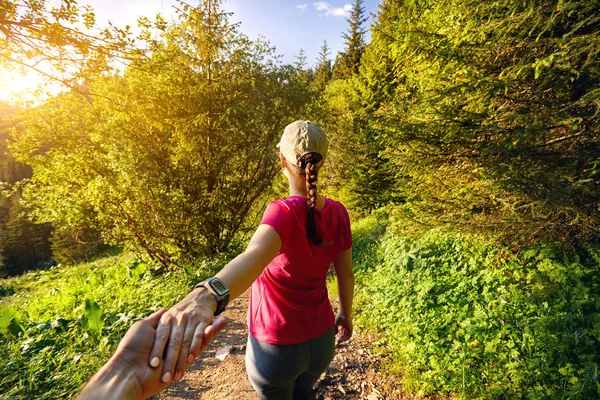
[155, 292, 407, 400]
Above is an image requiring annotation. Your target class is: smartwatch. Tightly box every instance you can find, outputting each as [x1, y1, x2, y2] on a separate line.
[195, 277, 230, 316]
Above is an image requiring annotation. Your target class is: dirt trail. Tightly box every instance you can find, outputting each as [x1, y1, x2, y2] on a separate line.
[155, 292, 406, 400]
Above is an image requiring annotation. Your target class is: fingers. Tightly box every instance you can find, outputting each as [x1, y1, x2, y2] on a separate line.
[188, 321, 209, 362]
[161, 318, 186, 383]
[336, 325, 352, 344]
[148, 315, 172, 369]
[207, 316, 229, 337]
[187, 316, 228, 363]
[201, 316, 228, 351]
[174, 321, 197, 381]
[144, 308, 167, 328]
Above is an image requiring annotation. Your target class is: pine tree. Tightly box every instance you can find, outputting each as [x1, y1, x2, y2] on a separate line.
[333, 0, 368, 79]
[355, 0, 600, 245]
[294, 48, 307, 71]
[0, 195, 7, 276]
[311, 40, 332, 92]
[1, 195, 52, 276]
[294, 48, 313, 86]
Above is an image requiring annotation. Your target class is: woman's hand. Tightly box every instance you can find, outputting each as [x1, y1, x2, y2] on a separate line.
[335, 312, 353, 344]
[148, 287, 218, 383]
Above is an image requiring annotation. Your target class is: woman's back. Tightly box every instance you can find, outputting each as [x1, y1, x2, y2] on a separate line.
[248, 195, 351, 345]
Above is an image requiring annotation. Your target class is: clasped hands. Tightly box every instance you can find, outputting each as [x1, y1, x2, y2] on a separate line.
[77, 287, 222, 400]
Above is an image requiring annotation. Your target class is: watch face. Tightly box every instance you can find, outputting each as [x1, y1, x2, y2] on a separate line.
[209, 278, 228, 296]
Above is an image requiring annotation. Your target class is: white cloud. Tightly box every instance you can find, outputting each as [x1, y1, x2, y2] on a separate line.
[313, 2, 352, 17]
[297, 4, 308, 11]
[314, 2, 329, 11]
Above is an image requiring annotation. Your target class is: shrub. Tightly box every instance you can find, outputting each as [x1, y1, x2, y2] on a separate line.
[355, 229, 600, 399]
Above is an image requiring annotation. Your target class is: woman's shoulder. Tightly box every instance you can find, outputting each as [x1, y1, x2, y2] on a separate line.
[323, 196, 346, 209]
[323, 197, 350, 218]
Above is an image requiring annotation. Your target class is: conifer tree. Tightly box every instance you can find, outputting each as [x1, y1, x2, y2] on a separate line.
[294, 48, 313, 86]
[333, 0, 368, 79]
[355, 0, 600, 245]
[1, 195, 52, 276]
[311, 40, 332, 92]
[294, 48, 307, 71]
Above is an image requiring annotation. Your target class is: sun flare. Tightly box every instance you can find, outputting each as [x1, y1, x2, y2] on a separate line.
[0, 67, 45, 102]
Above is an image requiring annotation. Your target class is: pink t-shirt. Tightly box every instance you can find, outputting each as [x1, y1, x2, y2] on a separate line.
[248, 195, 352, 345]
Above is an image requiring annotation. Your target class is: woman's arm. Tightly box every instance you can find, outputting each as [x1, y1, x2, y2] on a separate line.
[215, 224, 281, 299]
[147, 225, 281, 385]
[333, 247, 354, 343]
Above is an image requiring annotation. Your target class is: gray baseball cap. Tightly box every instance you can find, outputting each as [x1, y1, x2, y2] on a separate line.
[277, 121, 329, 167]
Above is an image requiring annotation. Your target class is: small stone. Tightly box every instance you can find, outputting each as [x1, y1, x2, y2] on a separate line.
[215, 345, 232, 361]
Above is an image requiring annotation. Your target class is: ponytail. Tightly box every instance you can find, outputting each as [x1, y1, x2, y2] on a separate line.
[299, 153, 323, 245]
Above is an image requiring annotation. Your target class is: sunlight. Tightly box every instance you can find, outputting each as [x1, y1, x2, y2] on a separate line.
[0, 67, 44, 102]
[0, 66, 66, 103]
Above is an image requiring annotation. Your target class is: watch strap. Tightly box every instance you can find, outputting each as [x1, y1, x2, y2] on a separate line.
[195, 277, 230, 316]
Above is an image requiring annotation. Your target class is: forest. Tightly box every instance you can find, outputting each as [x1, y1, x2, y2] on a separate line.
[1, 0, 599, 398]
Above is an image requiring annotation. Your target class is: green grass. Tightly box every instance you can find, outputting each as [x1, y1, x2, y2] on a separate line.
[0, 253, 210, 399]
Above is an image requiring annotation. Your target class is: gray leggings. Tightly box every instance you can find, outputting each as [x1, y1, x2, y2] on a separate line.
[245, 327, 335, 400]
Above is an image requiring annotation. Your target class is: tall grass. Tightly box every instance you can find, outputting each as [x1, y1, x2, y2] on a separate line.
[0, 253, 215, 399]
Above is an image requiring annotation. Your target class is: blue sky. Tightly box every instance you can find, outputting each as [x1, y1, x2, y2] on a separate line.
[90, 0, 382, 67]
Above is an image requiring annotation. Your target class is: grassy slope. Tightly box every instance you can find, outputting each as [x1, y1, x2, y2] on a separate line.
[0, 253, 200, 399]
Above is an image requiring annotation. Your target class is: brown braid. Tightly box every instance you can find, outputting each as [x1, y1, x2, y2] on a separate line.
[299, 153, 323, 245]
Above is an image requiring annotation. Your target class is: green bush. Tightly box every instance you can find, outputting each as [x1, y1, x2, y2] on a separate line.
[355, 228, 600, 399]
[349, 208, 388, 270]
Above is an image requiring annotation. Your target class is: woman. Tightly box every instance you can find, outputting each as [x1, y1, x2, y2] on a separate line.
[147, 121, 354, 400]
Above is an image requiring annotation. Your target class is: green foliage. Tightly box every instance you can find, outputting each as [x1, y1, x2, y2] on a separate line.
[355, 0, 600, 245]
[81, 299, 104, 339]
[0, 253, 208, 399]
[0, 0, 135, 86]
[0, 283, 15, 298]
[0, 106, 54, 277]
[0, 306, 24, 336]
[0, 194, 53, 277]
[311, 40, 333, 93]
[332, 0, 368, 80]
[318, 78, 401, 214]
[50, 227, 113, 266]
[10, 2, 311, 268]
[293, 48, 314, 88]
[353, 224, 600, 399]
